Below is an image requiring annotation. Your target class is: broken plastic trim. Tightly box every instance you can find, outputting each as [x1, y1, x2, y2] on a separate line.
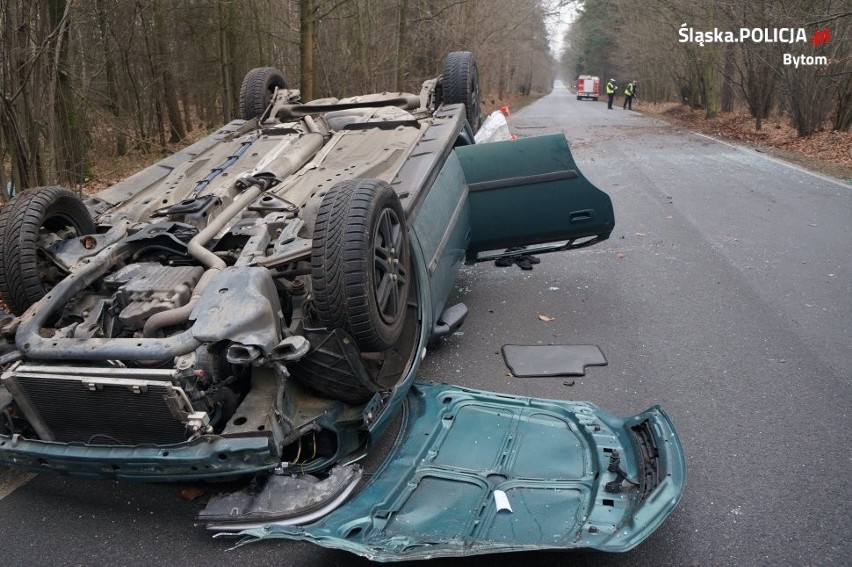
[202, 464, 362, 529]
[474, 236, 606, 263]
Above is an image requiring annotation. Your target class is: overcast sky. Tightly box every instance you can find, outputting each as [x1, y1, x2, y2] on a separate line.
[546, 1, 579, 57]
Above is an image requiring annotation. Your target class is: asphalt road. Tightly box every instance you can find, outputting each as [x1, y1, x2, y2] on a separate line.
[1, 82, 849, 566]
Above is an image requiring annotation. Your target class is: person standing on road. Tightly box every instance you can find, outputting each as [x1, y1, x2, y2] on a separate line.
[623, 81, 637, 110]
[606, 78, 617, 109]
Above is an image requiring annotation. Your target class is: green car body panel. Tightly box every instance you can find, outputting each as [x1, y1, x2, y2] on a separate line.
[458, 134, 614, 259]
[225, 381, 686, 560]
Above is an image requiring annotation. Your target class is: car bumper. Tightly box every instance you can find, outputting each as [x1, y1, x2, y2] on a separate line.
[0, 434, 278, 481]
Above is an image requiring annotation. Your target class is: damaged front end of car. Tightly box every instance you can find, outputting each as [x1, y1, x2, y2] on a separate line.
[0, 211, 382, 482]
[0, 112, 421, 488]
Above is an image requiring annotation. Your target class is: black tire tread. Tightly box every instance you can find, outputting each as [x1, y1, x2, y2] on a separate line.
[442, 51, 481, 131]
[0, 186, 95, 314]
[291, 333, 377, 404]
[239, 67, 287, 120]
[311, 179, 409, 352]
[0, 195, 26, 313]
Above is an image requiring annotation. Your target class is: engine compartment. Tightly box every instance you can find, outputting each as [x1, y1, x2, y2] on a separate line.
[0, 92, 433, 474]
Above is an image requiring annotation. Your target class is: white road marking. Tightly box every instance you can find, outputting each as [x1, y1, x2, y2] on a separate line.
[692, 132, 852, 189]
[0, 468, 36, 501]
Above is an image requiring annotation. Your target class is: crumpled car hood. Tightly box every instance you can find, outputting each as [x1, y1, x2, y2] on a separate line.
[219, 382, 686, 561]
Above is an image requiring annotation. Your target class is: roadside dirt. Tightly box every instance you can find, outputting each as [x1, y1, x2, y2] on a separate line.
[82, 126, 217, 195]
[638, 102, 852, 182]
[481, 93, 543, 116]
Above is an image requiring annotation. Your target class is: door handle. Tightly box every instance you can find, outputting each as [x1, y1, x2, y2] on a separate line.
[570, 210, 593, 223]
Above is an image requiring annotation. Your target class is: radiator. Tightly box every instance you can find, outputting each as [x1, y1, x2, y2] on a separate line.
[2, 364, 193, 445]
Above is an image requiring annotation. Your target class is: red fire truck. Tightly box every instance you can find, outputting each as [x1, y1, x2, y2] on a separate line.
[576, 75, 600, 101]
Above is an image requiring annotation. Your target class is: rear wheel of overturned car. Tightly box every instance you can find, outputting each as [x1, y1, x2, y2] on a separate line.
[311, 179, 410, 353]
[0, 186, 96, 315]
[442, 51, 482, 132]
[238, 66, 287, 120]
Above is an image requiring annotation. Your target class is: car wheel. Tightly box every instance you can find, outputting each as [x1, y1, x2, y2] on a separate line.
[311, 179, 410, 352]
[238, 67, 287, 120]
[442, 51, 482, 132]
[0, 186, 96, 314]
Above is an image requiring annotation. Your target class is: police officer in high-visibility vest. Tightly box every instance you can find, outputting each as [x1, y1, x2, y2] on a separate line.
[623, 81, 637, 110]
[606, 79, 617, 109]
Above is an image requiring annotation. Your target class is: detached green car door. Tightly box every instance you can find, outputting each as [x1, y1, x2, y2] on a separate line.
[455, 134, 614, 261]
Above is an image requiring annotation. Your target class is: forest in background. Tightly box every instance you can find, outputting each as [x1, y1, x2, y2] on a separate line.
[562, 0, 851, 136]
[0, 0, 558, 201]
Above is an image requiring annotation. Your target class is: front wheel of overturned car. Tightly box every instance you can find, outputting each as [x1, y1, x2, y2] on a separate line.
[442, 51, 482, 133]
[0, 186, 96, 315]
[238, 66, 287, 120]
[311, 179, 411, 353]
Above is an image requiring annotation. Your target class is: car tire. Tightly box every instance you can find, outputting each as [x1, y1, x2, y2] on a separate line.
[442, 51, 482, 132]
[0, 186, 96, 314]
[238, 67, 287, 120]
[311, 179, 410, 352]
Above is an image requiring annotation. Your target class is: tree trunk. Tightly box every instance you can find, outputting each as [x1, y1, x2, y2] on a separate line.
[138, 8, 167, 149]
[95, 0, 126, 155]
[833, 76, 852, 131]
[10, 3, 45, 188]
[700, 54, 720, 119]
[498, 52, 507, 100]
[95, 0, 118, 115]
[353, 1, 371, 93]
[153, 0, 185, 143]
[300, 0, 315, 101]
[119, 37, 148, 152]
[181, 87, 193, 133]
[395, 0, 408, 92]
[49, 0, 87, 185]
[217, 0, 233, 122]
[720, 43, 735, 113]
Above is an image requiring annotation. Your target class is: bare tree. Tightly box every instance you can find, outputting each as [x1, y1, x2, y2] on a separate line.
[777, 0, 850, 135]
[0, 0, 561, 203]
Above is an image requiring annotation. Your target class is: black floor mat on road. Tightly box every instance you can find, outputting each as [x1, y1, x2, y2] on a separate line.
[501, 345, 607, 377]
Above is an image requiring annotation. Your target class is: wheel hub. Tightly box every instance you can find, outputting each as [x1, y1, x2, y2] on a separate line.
[373, 209, 407, 325]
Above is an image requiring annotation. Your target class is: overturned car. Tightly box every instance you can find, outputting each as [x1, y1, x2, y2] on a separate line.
[0, 52, 684, 558]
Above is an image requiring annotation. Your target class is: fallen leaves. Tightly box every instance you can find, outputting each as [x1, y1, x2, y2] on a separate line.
[180, 486, 206, 501]
[537, 314, 555, 322]
[641, 103, 852, 170]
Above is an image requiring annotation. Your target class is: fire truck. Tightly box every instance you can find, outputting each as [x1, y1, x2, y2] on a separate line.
[576, 75, 600, 101]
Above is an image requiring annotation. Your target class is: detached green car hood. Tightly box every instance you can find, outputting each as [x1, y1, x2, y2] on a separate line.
[222, 382, 686, 561]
